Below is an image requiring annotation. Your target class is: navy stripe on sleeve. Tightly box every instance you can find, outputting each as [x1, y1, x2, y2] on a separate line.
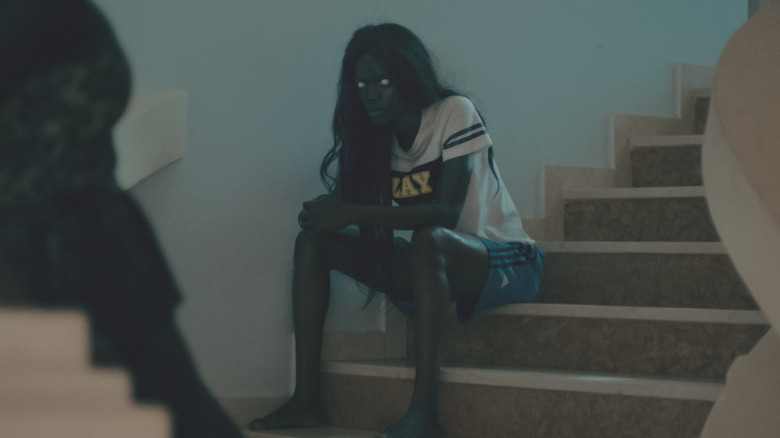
[443, 123, 484, 150]
[444, 129, 486, 150]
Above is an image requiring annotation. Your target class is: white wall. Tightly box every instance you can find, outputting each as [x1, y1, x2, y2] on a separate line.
[92, 0, 746, 397]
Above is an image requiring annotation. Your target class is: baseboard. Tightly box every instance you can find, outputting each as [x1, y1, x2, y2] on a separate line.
[674, 63, 715, 133]
[531, 63, 713, 244]
[543, 165, 615, 241]
[610, 114, 682, 187]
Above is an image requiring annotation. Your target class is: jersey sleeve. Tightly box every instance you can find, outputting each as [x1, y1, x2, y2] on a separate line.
[440, 96, 492, 161]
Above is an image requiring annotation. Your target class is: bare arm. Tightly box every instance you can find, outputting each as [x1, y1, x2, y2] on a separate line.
[299, 154, 473, 232]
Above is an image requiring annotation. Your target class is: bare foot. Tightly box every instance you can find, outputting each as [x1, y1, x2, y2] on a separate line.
[377, 410, 444, 438]
[248, 398, 326, 431]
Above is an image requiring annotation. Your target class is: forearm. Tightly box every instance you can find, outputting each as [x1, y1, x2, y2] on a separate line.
[301, 154, 471, 233]
[346, 202, 460, 230]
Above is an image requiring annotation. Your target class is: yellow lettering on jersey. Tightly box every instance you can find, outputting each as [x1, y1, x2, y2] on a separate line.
[392, 177, 402, 198]
[400, 176, 420, 198]
[411, 171, 433, 195]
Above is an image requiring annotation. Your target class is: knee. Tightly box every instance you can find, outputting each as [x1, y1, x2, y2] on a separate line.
[410, 226, 450, 270]
[294, 230, 327, 264]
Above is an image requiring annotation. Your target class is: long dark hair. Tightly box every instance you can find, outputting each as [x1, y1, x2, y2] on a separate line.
[319, 23, 459, 303]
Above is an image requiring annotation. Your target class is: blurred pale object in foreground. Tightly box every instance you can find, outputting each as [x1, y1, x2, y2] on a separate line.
[701, 2, 780, 437]
[0, 308, 170, 437]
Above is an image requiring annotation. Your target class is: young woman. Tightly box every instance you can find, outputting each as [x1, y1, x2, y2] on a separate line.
[0, 1, 241, 437]
[250, 23, 543, 438]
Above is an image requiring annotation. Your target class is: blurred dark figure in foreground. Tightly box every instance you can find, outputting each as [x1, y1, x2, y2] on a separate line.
[0, 1, 241, 436]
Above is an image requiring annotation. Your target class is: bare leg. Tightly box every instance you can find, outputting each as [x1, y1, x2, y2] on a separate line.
[379, 227, 488, 438]
[250, 229, 410, 431]
[249, 230, 331, 430]
[250, 226, 486, 436]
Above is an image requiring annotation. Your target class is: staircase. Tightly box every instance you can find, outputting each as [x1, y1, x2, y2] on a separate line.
[0, 308, 170, 437]
[243, 72, 769, 437]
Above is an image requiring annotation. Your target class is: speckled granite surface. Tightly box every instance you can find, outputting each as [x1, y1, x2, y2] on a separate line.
[631, 145, 702, 187]
[537, 253, 756, 309]
[322, 374, 714, 438]
[564, 197, 719, 242]
[408, 314, 768, 379]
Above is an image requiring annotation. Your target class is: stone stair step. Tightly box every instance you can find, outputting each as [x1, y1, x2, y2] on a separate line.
[0, 369, 133, 411]
[562, 187, 718, 242]
[0, 408, 170, 438]
[0, 309, 172, 437]
[487, 303, 765, 324]
[630, 136, 702, 187]
[322, 360, 719, 438]
[630, 134, 704, 148]
[565, 186, 705, 199]
[0, 308, 91, 371]
[243, 427, 376, 438]
[407, 304, 767, 380]
[536, 242, 755, 309]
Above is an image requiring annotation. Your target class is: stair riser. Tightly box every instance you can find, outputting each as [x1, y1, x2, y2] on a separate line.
[564, 197, 719, 242]
[408, 315, 768, 379]
[538, 253, 756, 309]
[631, 145, 702, 187]
[322, 374, 713, 438]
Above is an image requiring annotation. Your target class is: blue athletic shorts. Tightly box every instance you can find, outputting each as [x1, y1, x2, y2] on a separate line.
[390, 236, 545, 323]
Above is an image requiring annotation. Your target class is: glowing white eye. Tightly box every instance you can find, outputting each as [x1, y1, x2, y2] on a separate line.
[379, 78, 391, 86]
[357, 81, 366, 89]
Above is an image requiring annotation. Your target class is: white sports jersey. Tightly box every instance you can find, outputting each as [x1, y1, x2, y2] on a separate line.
[390, 95, 533, 244]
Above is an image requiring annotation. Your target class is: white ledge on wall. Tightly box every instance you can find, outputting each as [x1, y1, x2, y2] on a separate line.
[112, 90, 188, 189]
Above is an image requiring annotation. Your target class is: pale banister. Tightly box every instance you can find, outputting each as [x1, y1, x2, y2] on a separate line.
[0, 308, 170, 437]
[113, 91, 188, 189]
[700, 3, 780, 437]
[703, 1, 780, 334]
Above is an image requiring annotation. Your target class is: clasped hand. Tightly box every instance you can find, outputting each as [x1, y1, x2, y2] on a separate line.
[297, 195, 351, 233]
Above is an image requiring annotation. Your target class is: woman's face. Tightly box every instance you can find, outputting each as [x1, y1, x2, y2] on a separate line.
[355, 53, 406, 126]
